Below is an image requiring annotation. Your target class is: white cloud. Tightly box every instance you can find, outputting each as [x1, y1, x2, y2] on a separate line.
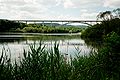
[56, 0, 63, 6]
[25, 0, 36, 3]
[80, 9, 88, 13]
[0, 0, 27, 6]
[57, 14, 78, 20]
[35, 0, 59, 7]
[19, 4, 48, 13]
[63, 0, 102, 9]
[0, 0, 49, 19]
[0, 0, 118, 20]
[104, 0, 120, 8]
[80, 12, 98, 20]
[63, 0, 75, 8]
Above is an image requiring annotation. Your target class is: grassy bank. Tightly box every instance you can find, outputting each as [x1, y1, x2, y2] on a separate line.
[0, 34, 120, 80]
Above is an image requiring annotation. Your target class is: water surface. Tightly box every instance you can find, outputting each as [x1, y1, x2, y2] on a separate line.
[0, 33, 91, 61]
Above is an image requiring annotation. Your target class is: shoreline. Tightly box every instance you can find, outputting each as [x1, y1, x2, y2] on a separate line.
[0, 32, 81, 36]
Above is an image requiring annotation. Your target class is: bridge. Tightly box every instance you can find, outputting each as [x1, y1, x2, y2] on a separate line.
[12, 20, 102, 26]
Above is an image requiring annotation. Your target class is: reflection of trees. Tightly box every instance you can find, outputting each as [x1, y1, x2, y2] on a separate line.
[0, 34, 81, 43]
[23, 35, 81, 41]
[0, 38, 25, 43]
[83, 38, 103, 49]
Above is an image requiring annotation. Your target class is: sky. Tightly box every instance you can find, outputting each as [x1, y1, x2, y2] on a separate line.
[0, 0, 120, 20]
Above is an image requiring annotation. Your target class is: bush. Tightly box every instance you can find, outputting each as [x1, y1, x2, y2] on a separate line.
[81, 24, 104, 38]
[81, 18, 120, 39]
[97, 32, 120, 79]
[104, 32, 120, 53]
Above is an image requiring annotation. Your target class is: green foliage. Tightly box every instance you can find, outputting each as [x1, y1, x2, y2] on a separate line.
[82, 8, 120, 39]
[80, 9, 120, 80]
[0, 20, 21, 32]
[104, 32, 120, 53]
[0, 9, 119, 79]
[97, 11, 113, 21]
[19, 25, 82, 33]
[0, 40, 119, 80]
[81, 23, 104, 38]
[98, 32, 120, 80]
[0, 19, 82, 33]
[81, 18, 120, 39]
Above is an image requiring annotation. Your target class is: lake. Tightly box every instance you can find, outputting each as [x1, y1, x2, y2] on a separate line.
[0, 33, 92, 61]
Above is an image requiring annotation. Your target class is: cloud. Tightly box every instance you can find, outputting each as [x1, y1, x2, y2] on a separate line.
[104, 0, 120, 8]
[0, 0, 118, 20]
[63, 0, 102, 9]
[80, 12, 98, 20]
[0, 0, 27, 6]
[0, 0, 50, 19]
[19, 4, 48, 13]
[57, 14, 78, 20]
[35, 0, 59, 7]
[63, 0, 75, 8]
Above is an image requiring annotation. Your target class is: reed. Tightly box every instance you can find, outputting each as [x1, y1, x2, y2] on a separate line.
[0, 42, 119, 80]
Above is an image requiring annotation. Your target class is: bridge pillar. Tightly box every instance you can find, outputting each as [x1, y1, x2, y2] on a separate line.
[26, 21, 27, 24]
[34, 21, 36, 24]
[61, 21, 63, 27]
[42, 21, 44, 27]
[51, 21, 52, 27]
[17, 21, 19, 23]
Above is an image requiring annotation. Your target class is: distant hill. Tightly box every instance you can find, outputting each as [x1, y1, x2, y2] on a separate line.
[34, 23, 60, 27]
[34, 23, 88, 28]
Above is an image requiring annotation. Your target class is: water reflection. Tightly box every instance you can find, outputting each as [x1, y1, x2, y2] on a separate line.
[0, 33, 91, 61]
[83, 38, 103, 49]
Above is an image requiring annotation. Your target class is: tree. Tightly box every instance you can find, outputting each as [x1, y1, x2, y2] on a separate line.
[113, 8, 120, 19]
[97, 11, 113, 21]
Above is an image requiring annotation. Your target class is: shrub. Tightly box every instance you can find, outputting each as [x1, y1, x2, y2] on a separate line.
[81, 18, 120, 39]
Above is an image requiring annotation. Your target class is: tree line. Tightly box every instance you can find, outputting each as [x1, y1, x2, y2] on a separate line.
[0, 19, 82, 33]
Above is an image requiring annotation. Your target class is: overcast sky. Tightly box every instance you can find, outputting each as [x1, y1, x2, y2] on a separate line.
[0, 0, 120, 20]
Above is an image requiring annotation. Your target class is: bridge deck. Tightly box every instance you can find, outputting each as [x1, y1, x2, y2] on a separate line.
[12, 20, 102, 22]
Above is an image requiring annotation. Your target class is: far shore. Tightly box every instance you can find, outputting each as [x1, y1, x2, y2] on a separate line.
[0, 32, 81, 35]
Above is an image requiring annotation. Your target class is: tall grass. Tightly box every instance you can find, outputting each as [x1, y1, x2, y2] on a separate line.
[0, 41, 119, 80]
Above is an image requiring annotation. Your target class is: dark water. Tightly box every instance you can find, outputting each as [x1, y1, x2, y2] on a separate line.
[0, 33, 92, 61]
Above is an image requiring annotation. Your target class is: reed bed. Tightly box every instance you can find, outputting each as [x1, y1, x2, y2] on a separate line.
[0, 42, 119, 80]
